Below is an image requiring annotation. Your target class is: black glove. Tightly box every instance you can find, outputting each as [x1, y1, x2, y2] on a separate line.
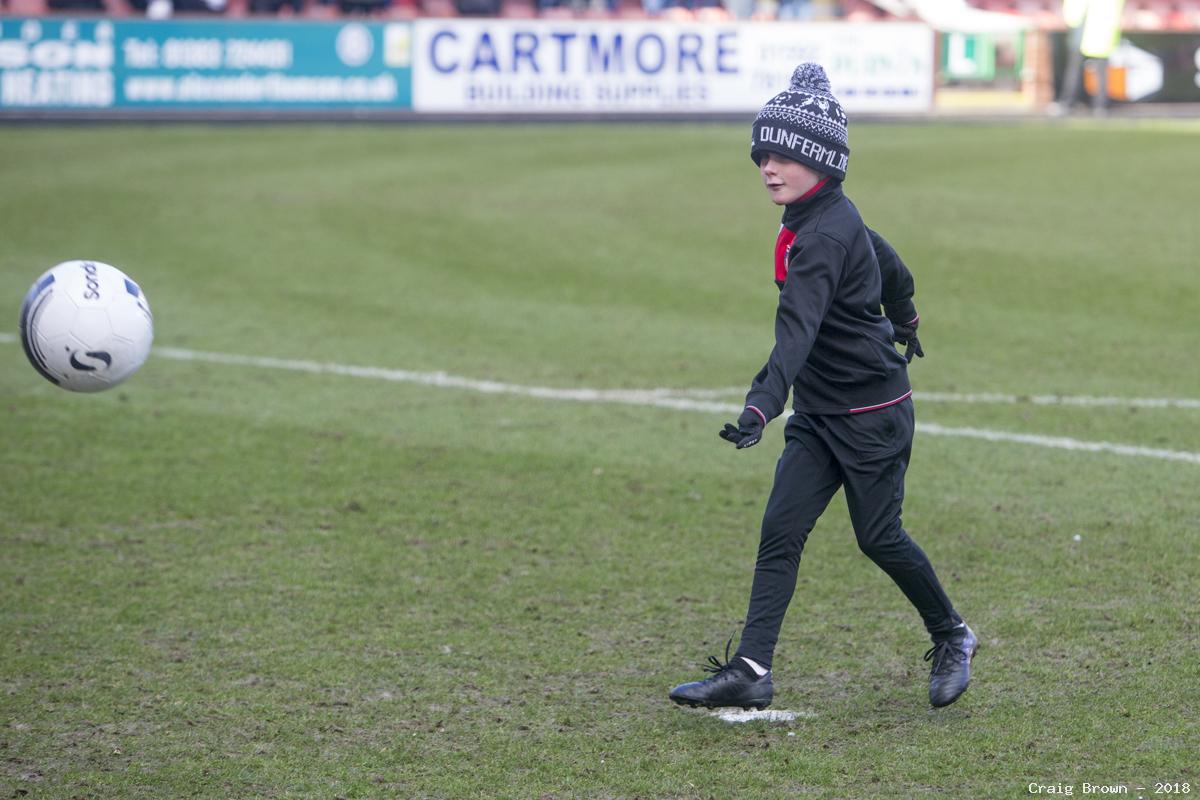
[892, 322, 924, 363]
[719, 406, 766, 449]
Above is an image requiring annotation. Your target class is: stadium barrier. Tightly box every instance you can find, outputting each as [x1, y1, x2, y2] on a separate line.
[0, 16, 934, 114]
[1, 15, 1197, 116]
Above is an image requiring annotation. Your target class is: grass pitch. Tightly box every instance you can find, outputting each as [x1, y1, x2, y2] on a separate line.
[2, 121, 1199, 798]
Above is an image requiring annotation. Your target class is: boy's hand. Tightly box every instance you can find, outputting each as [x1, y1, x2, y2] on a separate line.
[892, 322, 925, 363]
[719, 406, 767, 449]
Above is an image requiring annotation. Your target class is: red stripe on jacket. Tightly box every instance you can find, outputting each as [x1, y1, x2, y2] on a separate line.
[772, 178, 828, 283]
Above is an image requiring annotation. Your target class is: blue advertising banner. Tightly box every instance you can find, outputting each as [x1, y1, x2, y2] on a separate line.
[0, 17, 413, 110]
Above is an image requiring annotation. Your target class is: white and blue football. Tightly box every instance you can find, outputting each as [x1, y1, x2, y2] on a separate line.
[19, 260, 154, 393]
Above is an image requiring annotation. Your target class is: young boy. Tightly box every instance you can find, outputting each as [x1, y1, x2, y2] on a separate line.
[669, 64, 977, 710]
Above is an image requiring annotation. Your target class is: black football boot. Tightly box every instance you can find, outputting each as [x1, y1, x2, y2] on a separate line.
[669, 640, 773, 710]
[925, 623, 979, 708]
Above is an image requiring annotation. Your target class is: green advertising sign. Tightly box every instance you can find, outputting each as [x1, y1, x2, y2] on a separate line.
[939, 32, 1024, 84]
[941, 32, 996, 81]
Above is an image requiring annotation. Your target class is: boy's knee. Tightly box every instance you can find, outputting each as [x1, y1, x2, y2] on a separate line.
[855, 525, 907, 562]
[758, 517, 808, 561]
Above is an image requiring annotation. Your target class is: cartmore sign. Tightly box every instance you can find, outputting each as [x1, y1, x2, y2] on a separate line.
[0, 17, 413, 110]
[413, 20, 933, 114]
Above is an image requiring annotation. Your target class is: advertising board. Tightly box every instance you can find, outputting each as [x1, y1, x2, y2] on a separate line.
[0, 17, 413, 110]
[412, 20, 934, 114]
[1052, 31, 1200, 103]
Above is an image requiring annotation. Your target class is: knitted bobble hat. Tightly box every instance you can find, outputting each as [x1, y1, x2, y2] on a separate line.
[750, 63, 850, 181]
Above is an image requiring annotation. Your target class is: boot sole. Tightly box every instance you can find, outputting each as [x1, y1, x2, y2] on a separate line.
[669, 695, 772, 711]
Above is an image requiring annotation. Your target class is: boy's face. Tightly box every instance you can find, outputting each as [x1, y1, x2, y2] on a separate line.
[759, 152, 824, 205]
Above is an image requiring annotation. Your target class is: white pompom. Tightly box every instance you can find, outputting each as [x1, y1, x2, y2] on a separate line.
[789, 63, 832, 94]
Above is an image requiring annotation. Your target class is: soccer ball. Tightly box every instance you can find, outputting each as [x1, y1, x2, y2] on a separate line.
[19, 260, 154, 393]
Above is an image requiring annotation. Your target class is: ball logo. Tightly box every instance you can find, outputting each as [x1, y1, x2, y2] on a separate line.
[68, 349, 113, 371]
[82, 261, 101, 300]
[21, 260, 152, 393]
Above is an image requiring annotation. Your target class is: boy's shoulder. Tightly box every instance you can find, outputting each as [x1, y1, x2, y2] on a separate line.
[803, 191, 865, 251]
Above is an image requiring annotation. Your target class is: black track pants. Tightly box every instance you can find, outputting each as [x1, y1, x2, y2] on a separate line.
[735, 398, 961, 668]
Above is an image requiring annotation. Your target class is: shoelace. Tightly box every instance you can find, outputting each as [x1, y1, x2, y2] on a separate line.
[702, 636, 738, 675]
[924, 640, 967, 675]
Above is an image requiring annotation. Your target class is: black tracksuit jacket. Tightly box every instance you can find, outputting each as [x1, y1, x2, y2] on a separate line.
[744, 178, 918, 419]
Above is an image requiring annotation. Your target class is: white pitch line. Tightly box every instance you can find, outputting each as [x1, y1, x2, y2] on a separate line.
[918, 422, 1200, 465]
[5, 333, 1199, 411]
[3, 335, 1199, 465]
[141, 347, 1200, 466]
[152, 346, 745, 415]
[916, 391, 1200, 410]
[674, 385, 1200, 410]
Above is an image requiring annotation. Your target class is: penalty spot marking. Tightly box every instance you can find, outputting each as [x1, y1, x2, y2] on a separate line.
[3, 334, 1198, 466]
[713, 708, 816, 724]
